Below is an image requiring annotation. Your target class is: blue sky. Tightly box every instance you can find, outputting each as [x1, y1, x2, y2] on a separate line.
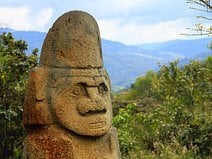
[0, 0, 209, 44]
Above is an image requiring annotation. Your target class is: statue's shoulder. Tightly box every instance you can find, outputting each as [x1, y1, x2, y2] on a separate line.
[24, 126, 74, 159]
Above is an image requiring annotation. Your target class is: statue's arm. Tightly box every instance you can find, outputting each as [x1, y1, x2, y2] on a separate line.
[110, 127, 121, 159]
[23, 132, 74, 159]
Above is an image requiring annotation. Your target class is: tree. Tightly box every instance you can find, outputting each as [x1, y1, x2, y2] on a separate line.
[115, 71, 157, 101]
[131, 71, 156, 98]
[152, 59, 212, 157]
[0, 32, 38, 158]
[185, 0, 212, 36]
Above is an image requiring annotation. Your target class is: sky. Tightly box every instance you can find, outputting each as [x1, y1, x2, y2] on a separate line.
[0, 0, 210, 45]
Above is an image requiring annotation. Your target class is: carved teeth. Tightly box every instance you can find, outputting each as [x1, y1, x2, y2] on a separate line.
[89, 121, 106, 129]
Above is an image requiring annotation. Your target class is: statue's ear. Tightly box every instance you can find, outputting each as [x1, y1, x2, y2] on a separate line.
[23, 67, 53, 126]
[34, 68, 46, 101]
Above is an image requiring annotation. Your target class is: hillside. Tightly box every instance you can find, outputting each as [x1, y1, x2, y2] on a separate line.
[1, 28, 211, 89]
[137, 38, 211, 58]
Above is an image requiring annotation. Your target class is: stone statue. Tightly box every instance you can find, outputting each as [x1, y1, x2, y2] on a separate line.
[23, 10, 121, 159]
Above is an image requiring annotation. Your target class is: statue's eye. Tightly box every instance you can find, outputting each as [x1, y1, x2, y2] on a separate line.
[98, 83, 108, 95]
[72, 83, 87, 96]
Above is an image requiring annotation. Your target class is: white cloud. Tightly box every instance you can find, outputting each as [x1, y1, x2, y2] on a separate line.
[90, 0, 152, 17]
[0, 7, 53, 31]
[0, 0, 199, 44]
[31, 8, 54, 31]
[98, 18, 192, 44]
[0, 7, 30, 29]
[97, 0, 150, 11]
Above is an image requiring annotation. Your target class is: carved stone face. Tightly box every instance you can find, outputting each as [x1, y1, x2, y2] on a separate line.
[49, 69, 112, 136]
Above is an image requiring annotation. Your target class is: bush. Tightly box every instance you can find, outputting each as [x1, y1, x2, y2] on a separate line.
[113, 58, 212, 158]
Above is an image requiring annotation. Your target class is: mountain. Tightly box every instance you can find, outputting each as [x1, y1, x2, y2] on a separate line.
[13, 31, 46, 53]
[102, 39, 161, 87]
[137, 38, 211, 58]
[1, 28, 211, 90]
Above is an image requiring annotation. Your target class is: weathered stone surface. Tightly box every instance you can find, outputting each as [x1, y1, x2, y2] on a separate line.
[23, 10, 120, 158]
[39, 10, 103, 68]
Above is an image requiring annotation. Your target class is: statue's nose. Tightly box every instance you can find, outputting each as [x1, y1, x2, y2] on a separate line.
[77, 87, 107, 116]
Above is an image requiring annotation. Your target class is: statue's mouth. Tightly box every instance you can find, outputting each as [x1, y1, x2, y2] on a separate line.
[81, 108, 107, 116]
[89, 121, 107, 129]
